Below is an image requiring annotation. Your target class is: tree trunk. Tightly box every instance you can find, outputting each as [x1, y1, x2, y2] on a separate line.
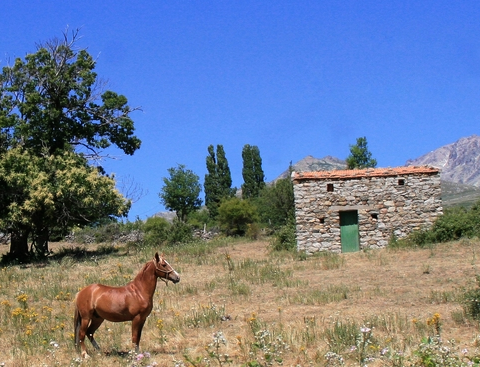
[33, 227, 49, 257]
[10, 230, 29, 261]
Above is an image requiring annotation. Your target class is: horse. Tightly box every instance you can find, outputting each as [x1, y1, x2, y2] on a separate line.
[74, 252, 180, 358]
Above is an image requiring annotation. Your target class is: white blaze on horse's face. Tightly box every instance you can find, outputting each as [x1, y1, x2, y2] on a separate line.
[155, 255, 180, 284]
[163, 258, 180, 283]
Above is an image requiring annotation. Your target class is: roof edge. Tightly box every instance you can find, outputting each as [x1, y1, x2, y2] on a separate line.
[292, 166, 440, 181]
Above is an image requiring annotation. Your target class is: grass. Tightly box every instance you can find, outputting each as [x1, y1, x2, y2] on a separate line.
[0, 238, 480, 366]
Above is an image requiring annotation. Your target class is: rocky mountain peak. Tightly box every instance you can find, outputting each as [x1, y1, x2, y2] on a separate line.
[406, 134, 480, 186]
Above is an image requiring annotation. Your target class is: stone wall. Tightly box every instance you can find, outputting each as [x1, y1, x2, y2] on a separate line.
[293, 168, 442, 254]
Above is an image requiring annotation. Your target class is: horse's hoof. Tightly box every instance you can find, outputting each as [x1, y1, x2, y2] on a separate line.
[81, 351, 90, 359]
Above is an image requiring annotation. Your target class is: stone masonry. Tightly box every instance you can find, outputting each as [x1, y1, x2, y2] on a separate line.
[292, 166, 442, 254]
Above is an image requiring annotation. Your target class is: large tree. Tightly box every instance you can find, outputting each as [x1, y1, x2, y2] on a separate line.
[0, 148, 129, 258]
[346, 136, 377, 169]
[159, 164, 202, 222]
[0, 30, 140, 260]
[241, 144, 265, 199]
[204, 144, 234, 218]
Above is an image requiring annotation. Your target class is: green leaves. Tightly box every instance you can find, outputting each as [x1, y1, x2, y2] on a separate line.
[345, 137, 377, 169]
[160, 164, 202, 222]
[204, 144, 234, 218]
[0, 31, 139, 258]
[241, 144, 265, 199]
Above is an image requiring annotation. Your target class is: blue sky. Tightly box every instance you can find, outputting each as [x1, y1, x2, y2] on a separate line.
[2, 1, 480, 220]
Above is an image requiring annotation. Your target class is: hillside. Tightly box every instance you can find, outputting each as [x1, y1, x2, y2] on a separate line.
[406, 134, 480, 187]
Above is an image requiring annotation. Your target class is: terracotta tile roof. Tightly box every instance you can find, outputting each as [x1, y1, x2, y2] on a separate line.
[292, 166, 440, 180]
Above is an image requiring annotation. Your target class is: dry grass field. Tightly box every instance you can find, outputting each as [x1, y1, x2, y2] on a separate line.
[1, 237, 480, 366]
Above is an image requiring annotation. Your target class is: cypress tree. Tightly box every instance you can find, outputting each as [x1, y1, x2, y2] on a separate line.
[241, 144, 265, 199]
[204, 145, 234, 218]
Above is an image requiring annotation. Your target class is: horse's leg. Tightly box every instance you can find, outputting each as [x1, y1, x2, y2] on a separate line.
[86, 315, 104, 350]
[78, 315, 92, 358]
[131, 315, 147, 352]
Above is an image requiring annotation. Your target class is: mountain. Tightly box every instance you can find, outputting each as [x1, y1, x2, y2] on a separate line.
[406, 135, 480, 187]
[275, 155, 347, 180]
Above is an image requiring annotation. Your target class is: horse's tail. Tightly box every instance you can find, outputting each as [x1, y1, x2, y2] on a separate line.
[74, 297, 81, 350]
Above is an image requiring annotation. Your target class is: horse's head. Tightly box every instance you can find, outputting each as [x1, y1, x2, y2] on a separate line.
[153, 252, 180, 284]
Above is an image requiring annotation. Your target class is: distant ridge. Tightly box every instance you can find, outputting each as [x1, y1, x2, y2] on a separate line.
[275, 155, 347, 180]
[406, 135, 480, 187]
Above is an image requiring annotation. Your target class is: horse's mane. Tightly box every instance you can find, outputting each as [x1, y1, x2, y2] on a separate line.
[135, 260, 154, 280]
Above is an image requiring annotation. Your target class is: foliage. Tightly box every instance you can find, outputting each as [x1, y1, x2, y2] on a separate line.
[159, 164, 202, 222]
[0, 30, 140, 259]
[461, 275, 480, 322]
[187, 208, 214, 230]
[204, 145, 235, 219]
[167, 219, 194, 245]
[391, 201, 480, 248]
[241, 144, 265, 199]
[0, 31, 140, 157]
[143, 217, 171, 246]
[217, 197, 259, 236]
[346, 136, 377, 169]
[0, 148, 129, 259]
[257, 177, 295, 229]
[269, 222, 296, 252]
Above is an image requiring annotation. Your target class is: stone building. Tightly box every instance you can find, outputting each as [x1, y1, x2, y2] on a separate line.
[292, 166, 442, 254]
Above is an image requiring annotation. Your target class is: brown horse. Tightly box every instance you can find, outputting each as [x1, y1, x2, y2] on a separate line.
[74, 252, 180, 358]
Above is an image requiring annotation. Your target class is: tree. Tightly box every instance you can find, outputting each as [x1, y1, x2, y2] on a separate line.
[159, 164, 202, 222]
[204, 144, 234, 218]
[346, 137, 377, 169]
[0, 30, 140, 260]
[0, 148, 129, 259]
[241, 144, 265, 199]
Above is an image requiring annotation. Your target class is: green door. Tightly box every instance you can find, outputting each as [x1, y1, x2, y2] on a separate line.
[340, 211, 359, 253]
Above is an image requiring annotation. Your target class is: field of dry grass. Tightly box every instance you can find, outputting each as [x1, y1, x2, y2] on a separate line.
[1, 237, 480, 366]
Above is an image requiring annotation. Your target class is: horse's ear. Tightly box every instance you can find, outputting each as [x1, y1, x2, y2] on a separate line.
[154, 252, 160, 264]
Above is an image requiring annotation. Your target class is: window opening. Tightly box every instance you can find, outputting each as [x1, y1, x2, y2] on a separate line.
[327, 183, 334, 192]
[398, 179, 405, 186]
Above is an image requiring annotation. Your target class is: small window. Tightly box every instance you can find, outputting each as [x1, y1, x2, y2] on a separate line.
[327, 183, 334, 192]
[319, 217, 325, 224]
[371, 213, 378, 220]
[398, 179, 405, 186]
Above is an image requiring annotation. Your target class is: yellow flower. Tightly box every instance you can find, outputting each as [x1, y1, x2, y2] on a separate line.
[16, 294, 28, 303]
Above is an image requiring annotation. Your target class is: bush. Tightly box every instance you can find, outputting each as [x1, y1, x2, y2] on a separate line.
[270, 222, 296, 252]
[167, 219, 194, 245]
[461, 275, 480, 322]
[187, 208, 214, 230]
[143, 216, 171, 246]
[217, 197, 259, 236]
[390, 200, 480, 248]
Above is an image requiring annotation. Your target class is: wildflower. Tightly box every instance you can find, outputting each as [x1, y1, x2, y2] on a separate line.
[16, 294, 28, 303]
[50, 341, 59, 348]
[360, 326, 371, 333]
[136, 353, 144, 361]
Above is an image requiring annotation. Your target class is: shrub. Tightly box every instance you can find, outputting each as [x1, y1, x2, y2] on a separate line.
[270, 222, 296, 252]
[187, 208, 214, 230]
[217, 197, 259, 236]
[167, 219, 194, 245]
[461, 275, 480, 322]
[390, 200, 480, 248]
[143, 216, 171, 246]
